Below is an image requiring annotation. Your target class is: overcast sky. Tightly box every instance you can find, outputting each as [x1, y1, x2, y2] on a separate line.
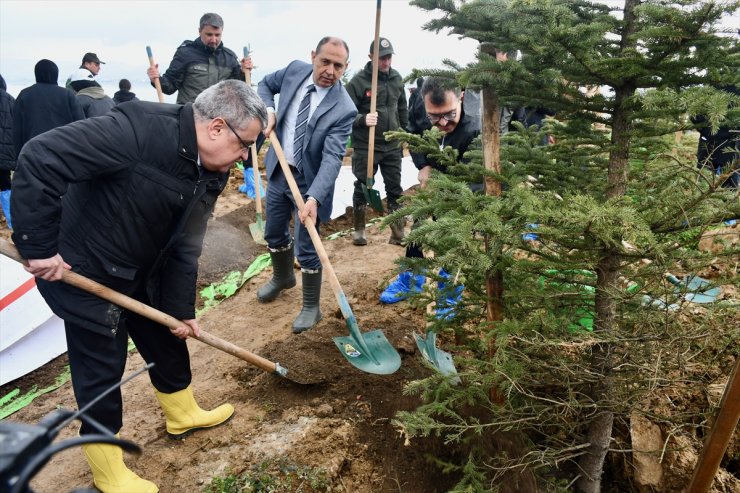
[0, 0, 480, 102]
[1, 1, 736, 103]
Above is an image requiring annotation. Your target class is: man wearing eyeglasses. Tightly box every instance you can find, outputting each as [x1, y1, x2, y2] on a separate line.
[381, 77, 479, 306]
[11, 80, 267, 493]
[411, 77, 480, 189]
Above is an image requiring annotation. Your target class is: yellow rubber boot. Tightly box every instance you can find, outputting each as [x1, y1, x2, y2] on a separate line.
[154, 385, 234, 439]
[82, 435, 158, 493]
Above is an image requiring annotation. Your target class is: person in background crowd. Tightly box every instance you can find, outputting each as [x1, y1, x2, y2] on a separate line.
[70, 71, 115, 118]
[113, 78, 139, 104]
[11, 80, 267, 493]
[346, 37, 409, 246]
[692, 84, 739, 188]
[66, 52, 105, 90]
[13, 59, 84, 156]
[255, 36, 357, 334]
[146, 12, 252, 104]
[0, 74, 14, 229]
[147, 12, 263, 198]
[406, 77, 432, 136]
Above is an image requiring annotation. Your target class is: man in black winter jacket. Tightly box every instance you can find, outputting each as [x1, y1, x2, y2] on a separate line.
[11, 80, 267, 493]
[380, 77, 479, 308]
[147, 12, 252, 104]
[12, 59, 83, 156]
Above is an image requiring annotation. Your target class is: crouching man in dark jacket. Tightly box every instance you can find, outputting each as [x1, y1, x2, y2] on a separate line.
[11, 79, 266, 493]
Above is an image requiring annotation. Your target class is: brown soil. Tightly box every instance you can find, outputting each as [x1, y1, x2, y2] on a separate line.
[2, 166, 737, 492]
[1, 167, 461, 493]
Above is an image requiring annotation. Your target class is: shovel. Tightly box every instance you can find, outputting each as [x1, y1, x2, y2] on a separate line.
[145, 46, 165, 103]
[361, 0, 385, 213]
[665, 273, 720, 304]
[0, 239, 316, 384]
[413, 301, 460, 383]
[268, 134, 401, 375]
[242, 46, 267, 246]
[248, 144, 267, 245]
[622, 242, 720, 304]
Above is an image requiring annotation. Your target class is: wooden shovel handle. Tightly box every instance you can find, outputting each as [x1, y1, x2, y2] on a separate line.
[243, 46, 251, 86]
[0, 239, 280, 375]
[251, 144, 262, 215]
[146, 46, 165, 104]
[366, 0, 382, 184]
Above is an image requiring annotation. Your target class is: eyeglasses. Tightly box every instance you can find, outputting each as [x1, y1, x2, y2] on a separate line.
[223, 119, 250, 152]
[427, 110, 457, 124]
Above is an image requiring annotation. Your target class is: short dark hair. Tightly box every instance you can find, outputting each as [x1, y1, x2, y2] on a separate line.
[315, 36, 350, 59]
[193, 79, 268, 131]
[199, 13, 224, 29]
[421, 77, 461, 106]
[119, 79, 131, 91]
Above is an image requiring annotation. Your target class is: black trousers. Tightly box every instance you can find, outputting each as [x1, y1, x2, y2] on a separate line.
[65, 310, 191, 435]
[351, 147, 403, 211]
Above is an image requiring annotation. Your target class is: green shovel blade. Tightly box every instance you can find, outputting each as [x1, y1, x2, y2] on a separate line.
[333, 329, 401, 375]
[666, 273, 720, 304]
[361, 180, 384, 213]
[413, 332, 460, 383]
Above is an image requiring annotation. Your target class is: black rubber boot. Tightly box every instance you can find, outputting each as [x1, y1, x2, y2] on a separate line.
[257, 248, 296, 302]
[352, 205, 367, 246]
[292, 269, 323, 333]
[389, 218, 405, 245]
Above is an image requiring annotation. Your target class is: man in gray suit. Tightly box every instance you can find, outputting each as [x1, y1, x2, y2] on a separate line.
[256, 36, 357, 333]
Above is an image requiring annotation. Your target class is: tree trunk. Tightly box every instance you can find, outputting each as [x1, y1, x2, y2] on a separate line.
[480, 43, 505, 405]
[576, 1, 638, 490]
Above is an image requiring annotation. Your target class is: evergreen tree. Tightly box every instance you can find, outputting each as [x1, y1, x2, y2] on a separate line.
[389, 1, 739, 490]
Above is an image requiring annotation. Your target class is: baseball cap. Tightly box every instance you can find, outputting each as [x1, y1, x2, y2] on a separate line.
[369, 38, 394, 57]
[82, 52, 105, 65]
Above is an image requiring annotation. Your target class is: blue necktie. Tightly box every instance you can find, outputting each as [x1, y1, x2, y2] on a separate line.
[293, 84, 315, 172]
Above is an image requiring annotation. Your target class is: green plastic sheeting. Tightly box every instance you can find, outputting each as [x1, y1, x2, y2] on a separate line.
[539, 269, 595, 332]
[197, 253, 272, 316]
[0, 366, 71, 420]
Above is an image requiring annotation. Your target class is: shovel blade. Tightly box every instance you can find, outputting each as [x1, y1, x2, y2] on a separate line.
[675, 274, 720, 303]
[684, 292, 719, 304]
[361, 183, 384, 213]
[413, 332, 460, 382]
[249, 222, 267, 246]
[333, 329, 401, 375]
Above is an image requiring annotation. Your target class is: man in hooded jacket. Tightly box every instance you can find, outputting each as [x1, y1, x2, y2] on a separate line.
[68, 70, 115, 118]
[13, 59, 84, 155]
[113, 78, 139, 104]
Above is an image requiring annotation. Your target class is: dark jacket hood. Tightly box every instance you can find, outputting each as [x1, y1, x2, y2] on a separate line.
[70, 79, 100, 93]
[113, 90, 138, 103]
[0, 74, 6, 92]
[34, 59, 59, 84]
